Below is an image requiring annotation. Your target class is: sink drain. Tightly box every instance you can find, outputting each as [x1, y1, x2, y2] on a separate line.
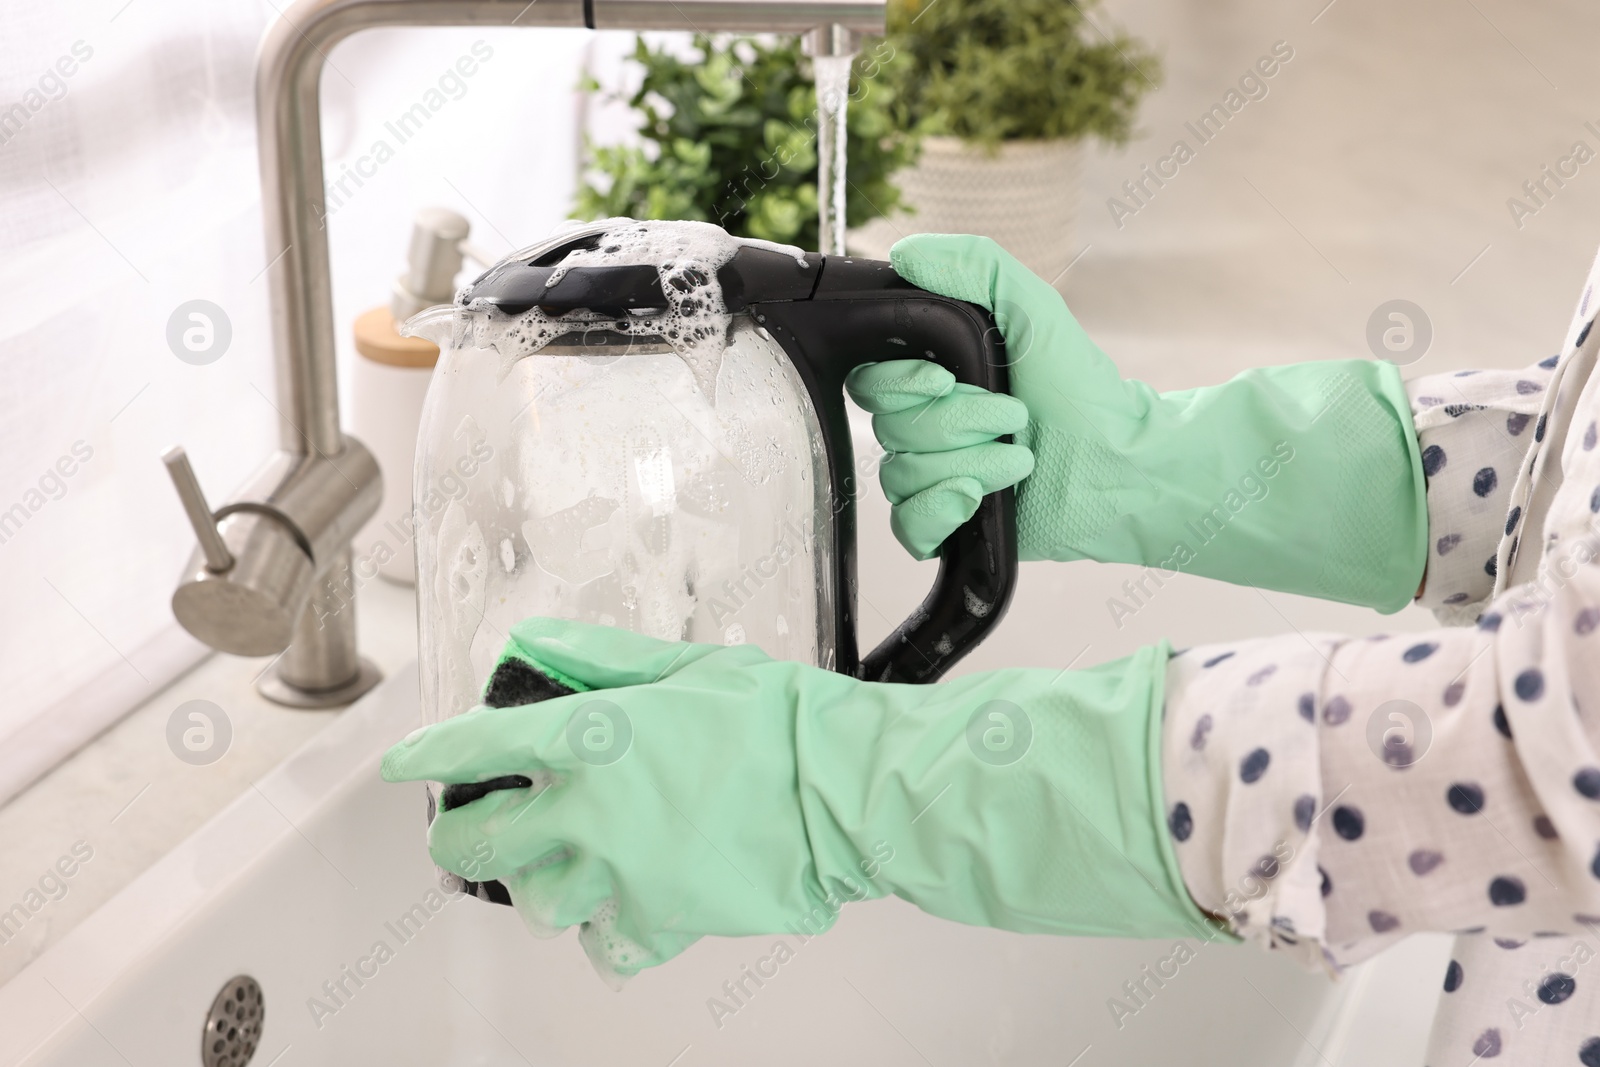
[202, 975, 263, 1067]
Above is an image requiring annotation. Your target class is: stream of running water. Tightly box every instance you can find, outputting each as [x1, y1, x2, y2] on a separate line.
[813, 54, 851, 256]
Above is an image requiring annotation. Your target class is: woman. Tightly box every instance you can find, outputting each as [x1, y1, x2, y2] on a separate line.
[383, 234, 1600, 1064]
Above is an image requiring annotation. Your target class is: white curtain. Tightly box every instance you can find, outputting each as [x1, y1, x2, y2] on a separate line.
[0, 0, 638, 803]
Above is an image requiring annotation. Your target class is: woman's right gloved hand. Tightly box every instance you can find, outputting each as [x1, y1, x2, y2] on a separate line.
[847, 234, 1429, 612]
[381, 618, 1221, 981]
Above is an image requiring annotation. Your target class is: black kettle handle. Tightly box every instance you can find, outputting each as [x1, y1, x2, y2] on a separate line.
[743, 252, 1019, 684]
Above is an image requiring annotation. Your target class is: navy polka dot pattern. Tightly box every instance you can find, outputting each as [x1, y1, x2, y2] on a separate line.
[1422, 444, 1447, 477]
[1472, 1029, 1502, 1058]
[1487, 875, 1527, 906]
[1239, 748, 1270, 784]
[1403, 641, 1439, 662]
[1416, 317, 1600, 1066]
[1409, 848, 1444, 875]
[1411, 361, 1554, 624]
[1168, 802, 1193, 842]
[1331, 805, 1365, 840]
[1368, 909, 1400, 933]
[1493, 704, 1512, 739]
[1161, 638, 1340, 962]
[1537, 973, 1576, 1005]
[1448, 782, 1486, 815]
[1293, 794, 1316, 832]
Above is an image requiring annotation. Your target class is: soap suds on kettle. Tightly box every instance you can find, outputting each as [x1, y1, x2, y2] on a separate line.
[458, 219, 805, 402]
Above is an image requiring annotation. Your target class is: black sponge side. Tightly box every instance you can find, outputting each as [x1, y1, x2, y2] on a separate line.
[439, 774, 535, 813]
[441, 655, 578, 910]
[482, 656, 576, 708]
[474, 879, 513, 906]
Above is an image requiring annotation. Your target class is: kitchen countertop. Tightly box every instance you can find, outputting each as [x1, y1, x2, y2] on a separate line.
[0, 578, 420, 987]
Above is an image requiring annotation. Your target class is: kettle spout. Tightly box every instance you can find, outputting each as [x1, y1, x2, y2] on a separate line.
[399, 303, 458, 348]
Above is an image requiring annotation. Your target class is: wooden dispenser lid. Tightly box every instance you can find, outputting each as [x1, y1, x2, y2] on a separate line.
[353, 306, 440, 369]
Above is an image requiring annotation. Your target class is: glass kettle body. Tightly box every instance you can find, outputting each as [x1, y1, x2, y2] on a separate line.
[411, 219, 1019, 738]
[411, 305, 837, 729]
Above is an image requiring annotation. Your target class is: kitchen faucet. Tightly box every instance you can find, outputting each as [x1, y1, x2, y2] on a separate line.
[162, 0, 885, 707]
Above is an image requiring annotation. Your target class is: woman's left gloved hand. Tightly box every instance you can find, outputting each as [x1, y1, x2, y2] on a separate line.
[847, 234, 1429, 612]
[381, 618, 1222, 979]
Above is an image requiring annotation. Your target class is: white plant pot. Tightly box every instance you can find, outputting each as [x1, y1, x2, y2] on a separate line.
[849, 135, 1084, 287]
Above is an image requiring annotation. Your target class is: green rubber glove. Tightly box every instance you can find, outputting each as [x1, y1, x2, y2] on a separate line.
[847, 234, 1428, 613]
[380, 617, 1223, 979]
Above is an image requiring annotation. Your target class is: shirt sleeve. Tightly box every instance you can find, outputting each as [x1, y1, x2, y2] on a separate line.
[1159, 499, 1600, 955]
[1423, 930, 1600, 1065]
[1406, 362, 1556, 626]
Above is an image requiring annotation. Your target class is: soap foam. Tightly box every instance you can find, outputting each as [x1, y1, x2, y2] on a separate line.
[503, 869, 687, 989]
[462, 219, 806, 401]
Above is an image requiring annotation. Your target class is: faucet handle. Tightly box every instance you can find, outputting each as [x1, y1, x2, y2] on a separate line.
[162, 446, 233, 573]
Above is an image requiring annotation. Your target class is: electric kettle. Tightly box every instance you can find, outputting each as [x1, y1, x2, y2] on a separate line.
[407, 219, 1017, 902]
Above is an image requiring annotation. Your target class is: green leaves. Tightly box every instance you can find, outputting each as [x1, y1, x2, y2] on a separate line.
[884, 0, 1161, 148]
[573, 35, 917, 251]
[572, 13, 1159, 239]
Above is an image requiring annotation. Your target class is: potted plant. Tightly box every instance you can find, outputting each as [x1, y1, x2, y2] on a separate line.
[574, 34, 918, 252]
[853, 0, 1161, 283]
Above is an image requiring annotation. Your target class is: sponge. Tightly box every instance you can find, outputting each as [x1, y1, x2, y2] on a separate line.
[437, 656, 588, 815]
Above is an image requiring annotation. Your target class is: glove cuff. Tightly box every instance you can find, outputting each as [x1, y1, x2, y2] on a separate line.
[1021, 359, 1428, 613]
[797, 644, 1231, 941]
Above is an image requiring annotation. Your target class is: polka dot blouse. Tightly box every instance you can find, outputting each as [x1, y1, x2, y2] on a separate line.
[1160, 246, 1600, 1065]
